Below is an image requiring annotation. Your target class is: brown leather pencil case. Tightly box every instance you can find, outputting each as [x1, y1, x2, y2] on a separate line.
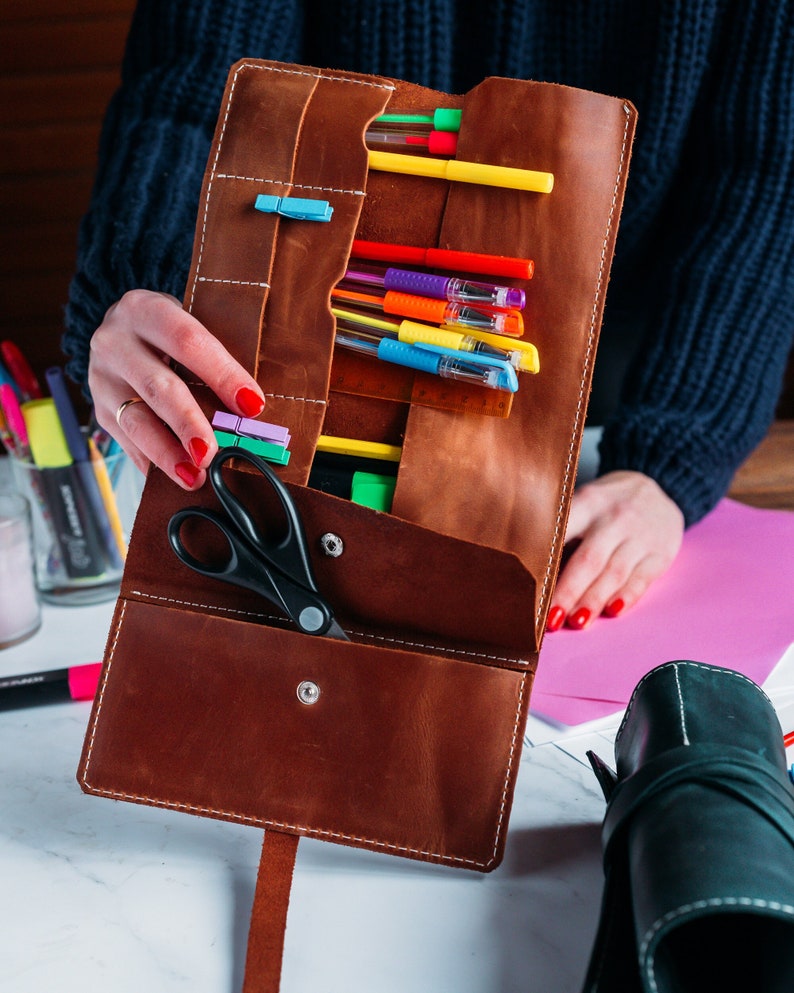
[77, 59, 637, 991]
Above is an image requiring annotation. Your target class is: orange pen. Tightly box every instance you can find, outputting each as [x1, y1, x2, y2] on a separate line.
[332, 287, 523, 337]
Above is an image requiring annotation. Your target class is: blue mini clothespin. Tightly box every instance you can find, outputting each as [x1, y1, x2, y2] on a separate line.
[254, 194, 333, 222]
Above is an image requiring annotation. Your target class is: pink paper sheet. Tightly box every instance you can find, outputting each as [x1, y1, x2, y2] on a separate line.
[530, 499, 794, 725]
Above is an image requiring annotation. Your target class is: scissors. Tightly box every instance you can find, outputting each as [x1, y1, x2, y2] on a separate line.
[168, 447, 348, 640]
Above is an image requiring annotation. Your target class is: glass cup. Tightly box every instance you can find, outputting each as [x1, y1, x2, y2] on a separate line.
[0, 491, 42, 647]
[9, 446, 144, 606]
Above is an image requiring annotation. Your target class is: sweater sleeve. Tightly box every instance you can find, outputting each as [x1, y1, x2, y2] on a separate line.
[62, 0, 304, 396]
[598, 2, 794, 526]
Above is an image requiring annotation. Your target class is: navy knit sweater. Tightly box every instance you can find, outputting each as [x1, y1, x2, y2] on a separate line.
[63, 0, 794, 526]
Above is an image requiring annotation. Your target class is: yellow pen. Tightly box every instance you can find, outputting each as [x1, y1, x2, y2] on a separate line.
[332, 308, 539, 373]
[316, 435, 402, 462]
[88, 438, 128, 562]
[367, 150, 554, 194]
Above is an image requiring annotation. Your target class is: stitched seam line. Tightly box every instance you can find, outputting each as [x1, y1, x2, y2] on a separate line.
[196, 277, 270, 288]
[217, 173, 366, 197]
[187, 61, 392, 315]
[617, 660, 776, 741]
[243, 61, 395, 93]
[641, 897, 794, 993]
[180, 380, 327, 406]
[79, 599, 524, 870]
[124, 590, 529, 666]
[535, 103, 632, 630]
[79, 599, 126, 784]
[673, 662, 690, 745]
[489, 674, 526, 862]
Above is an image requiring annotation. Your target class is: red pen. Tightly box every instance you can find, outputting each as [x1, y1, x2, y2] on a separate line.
[1, 340, 43, 401]
[351, 239, 534, 280]
[784, 730, 794, 748]
[0, 662, 102, 710]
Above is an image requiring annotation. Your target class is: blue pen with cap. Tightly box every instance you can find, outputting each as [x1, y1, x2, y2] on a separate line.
[335, 331, 519, 392]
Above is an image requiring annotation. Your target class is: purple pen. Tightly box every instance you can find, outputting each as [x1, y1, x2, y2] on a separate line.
[343, 266, 525, 311]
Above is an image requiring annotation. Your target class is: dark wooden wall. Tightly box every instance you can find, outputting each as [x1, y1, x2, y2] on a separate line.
[0, 2, 791, 419]
[0, 0, 136, 412]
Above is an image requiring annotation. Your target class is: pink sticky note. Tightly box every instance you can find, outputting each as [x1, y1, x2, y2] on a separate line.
[531, 500, 794, 726]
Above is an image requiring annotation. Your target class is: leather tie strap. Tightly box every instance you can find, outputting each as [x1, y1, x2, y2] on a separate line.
[243, 830, 300, 993]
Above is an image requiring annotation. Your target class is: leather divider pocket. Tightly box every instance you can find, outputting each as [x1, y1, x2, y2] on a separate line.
[123, 464, 539, 664]
[183, 61, 395, 483]
[79, 597, 529, 871]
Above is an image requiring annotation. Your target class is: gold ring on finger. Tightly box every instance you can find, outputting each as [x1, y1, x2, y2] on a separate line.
[115, 396, 146, 428]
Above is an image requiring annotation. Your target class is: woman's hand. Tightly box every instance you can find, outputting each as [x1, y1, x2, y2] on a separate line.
[88, 290, 266, 489]
[547, 470, 685, 631]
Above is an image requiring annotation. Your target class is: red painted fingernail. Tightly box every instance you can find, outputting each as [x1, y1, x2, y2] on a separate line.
[188, 437, 208, 466]
[566, 607, 591, 630]
[235, 387, 265, 417]
[546, 605, 566, 632]
[603, 598, 625, 618]
[175, 461, 200, 487]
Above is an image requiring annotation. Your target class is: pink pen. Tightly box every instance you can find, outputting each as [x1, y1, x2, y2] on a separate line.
[0, 662, 103, 710]
[0, 383, 31, 458]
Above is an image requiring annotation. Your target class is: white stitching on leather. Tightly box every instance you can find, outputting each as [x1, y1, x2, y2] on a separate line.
[217, 173, 366, 197]
[187, 61, 392, 316]
[122, 590, 528, 666]
[263, 392, 327, 405]
[79, 598, 524, 870]
[617, 660, 775, 741]
[242, 61, 395, 93]
[536, 102, 633, 630]
[673, 662, 690, 745]
[641, 897, 794, 993]
[195, 277, 270, 288]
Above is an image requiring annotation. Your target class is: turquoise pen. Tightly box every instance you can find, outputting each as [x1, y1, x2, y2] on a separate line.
[335, 331, 518, 393]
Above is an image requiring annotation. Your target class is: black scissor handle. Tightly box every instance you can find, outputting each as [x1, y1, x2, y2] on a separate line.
[167, 506, 243, 580]
[167, 504, 337, 636]
[209, 447, 320, 594]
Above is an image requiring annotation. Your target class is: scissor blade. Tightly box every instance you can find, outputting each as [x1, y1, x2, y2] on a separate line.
[324, 618, 350, 641]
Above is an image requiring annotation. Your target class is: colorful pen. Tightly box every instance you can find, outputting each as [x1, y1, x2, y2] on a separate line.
[0, 383, 31, 458]
[333, 286, 523, 336]
[333, 308, 510, 363]
[332, 306, 539, 373]
[46, 367, 125, 570]
[351, 239, 534, 280]
[368, 149, 554, 194]
[344, 265, 525, 310]
[374, 108, 462, 131]
[1, 341, 43, 401]
[335, 330, 519, 393]
[0, 406, 17, 456]
[365, 128, 458, 156]
[0, 662, 102, 710]
[0, 358, 21, 399]
[88, 438, 128, 562]
[22, 398, 108, 579]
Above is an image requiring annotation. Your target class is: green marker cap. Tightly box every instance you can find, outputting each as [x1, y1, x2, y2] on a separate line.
[433, 107, 462, 132]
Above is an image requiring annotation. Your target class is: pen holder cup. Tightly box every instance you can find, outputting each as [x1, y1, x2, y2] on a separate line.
[9, 449, 144, 606]
[0, 491, 41, 648]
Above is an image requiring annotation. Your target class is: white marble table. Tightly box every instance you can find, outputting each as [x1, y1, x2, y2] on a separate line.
[2, 597, 792, 993]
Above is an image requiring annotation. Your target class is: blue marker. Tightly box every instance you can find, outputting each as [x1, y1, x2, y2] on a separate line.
[335, 332, 518, 393]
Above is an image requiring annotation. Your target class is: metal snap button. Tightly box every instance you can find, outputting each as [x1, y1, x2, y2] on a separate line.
[319, 532, 344, 557]
[296, 680, 321, 705]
